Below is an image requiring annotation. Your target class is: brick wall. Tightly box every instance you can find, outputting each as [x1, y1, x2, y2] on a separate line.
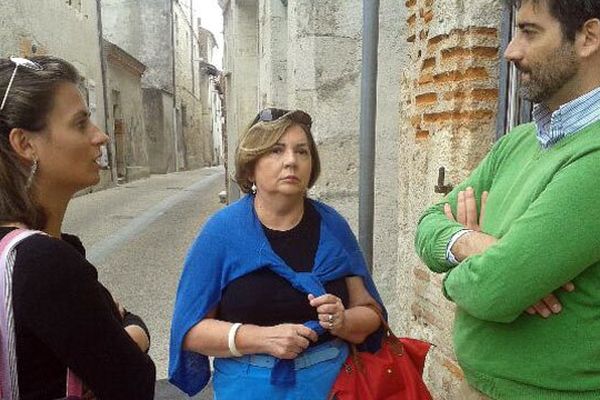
[395, 0, 502, 398]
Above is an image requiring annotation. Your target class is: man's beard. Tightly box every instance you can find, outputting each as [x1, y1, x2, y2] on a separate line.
[516, 42, 579, 104]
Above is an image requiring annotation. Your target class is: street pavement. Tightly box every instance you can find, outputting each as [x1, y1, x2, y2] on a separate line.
[63, 167, 225, 399]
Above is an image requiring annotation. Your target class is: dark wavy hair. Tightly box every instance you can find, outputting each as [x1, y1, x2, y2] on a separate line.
[0, 56, 80, 229]
[504, 0, 600, 41]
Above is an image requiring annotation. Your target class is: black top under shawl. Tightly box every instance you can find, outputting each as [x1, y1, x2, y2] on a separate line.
[218, 200, 350, 346]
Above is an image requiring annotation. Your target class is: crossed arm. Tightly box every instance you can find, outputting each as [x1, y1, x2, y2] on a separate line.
[416, 152, 600, 323]
[444, 188, 573, 318]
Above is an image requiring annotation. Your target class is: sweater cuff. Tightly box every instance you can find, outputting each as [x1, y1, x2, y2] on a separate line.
[431, 224, 466, 270]
[446, 229, 474, 265]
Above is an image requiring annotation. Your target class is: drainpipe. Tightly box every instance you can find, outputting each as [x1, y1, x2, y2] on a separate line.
[95, 0, 115, 183]
[171, 0, 179, 171]
[358, 0, 379, 273]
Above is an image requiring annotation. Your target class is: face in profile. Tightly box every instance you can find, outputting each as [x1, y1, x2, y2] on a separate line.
[252, 124, 312, 198]
[29, 82, 109, 193]
[504, 0, 580, 105]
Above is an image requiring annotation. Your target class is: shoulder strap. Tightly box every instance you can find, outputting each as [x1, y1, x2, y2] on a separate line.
[0, 228, 41, 400]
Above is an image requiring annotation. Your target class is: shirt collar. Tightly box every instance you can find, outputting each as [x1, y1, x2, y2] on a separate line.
[532, 85, 600, 148]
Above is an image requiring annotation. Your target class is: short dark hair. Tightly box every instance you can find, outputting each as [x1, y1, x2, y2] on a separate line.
[504, 0, 600, 41]
[0, 56, 80, 229]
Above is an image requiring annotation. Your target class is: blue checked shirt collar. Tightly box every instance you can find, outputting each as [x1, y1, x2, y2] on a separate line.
[532, 85, 600, 149]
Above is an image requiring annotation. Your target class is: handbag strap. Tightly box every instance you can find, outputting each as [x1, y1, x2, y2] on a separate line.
[348, 304, 404, 370]
[0, 228, 83, 399]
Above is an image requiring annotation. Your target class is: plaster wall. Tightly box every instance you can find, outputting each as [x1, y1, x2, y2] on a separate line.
[258, 0, 288, 108]
[0, 0, 111, 188]
[143, 88, 176, 174]
[222, 0, 259, 200]
[105, 63, 150, 182]
[175, 1, 209, 169]
[102, 0, 174, 91]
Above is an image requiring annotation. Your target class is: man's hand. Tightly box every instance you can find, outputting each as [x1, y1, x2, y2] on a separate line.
[444, 187, 496, 261]
[524, 282, 575, 318]
[444, 187, 488, 231]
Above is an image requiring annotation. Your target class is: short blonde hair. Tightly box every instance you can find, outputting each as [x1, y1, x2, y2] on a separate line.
[235, 112, 321, 194]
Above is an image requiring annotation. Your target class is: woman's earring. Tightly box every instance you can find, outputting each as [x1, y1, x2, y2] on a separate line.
[26, 158, 38, 189]
[251, 182, 257, 194]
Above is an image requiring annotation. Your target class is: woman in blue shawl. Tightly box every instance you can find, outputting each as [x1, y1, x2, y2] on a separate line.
[169, 108, 385, 399]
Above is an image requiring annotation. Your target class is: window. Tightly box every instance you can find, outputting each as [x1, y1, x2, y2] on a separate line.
[66, 0, 82, 12]
[496, 5, 532, 139]
[181, 105, 188, 127]
[175, 14, 179, 47]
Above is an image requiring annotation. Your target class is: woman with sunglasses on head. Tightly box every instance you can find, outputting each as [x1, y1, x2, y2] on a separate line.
[0, 56, 155, 399]
[170, 108, 385, 399]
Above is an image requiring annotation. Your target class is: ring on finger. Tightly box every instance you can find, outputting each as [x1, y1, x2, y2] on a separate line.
[328, 314, 334, 322]
[328, 321, 334, 328]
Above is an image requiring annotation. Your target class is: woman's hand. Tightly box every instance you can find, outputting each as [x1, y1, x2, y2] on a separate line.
[308, 293, 346, 334]
[261, 324, 318, 359]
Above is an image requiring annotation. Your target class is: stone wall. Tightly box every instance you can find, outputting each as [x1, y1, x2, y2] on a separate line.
[143, 88, 176, 174]
[105, 42, 150, 182]
[174, 0, 206, 170]
[220, 0, 259, 200]
[102, 0, 174, 92]
[397, 0, 503, 398]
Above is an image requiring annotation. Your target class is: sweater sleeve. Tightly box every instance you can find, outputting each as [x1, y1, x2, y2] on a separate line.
[444, 151, 600, 323]
[13, 237, 156, 400]
[415, 139, 500, 273]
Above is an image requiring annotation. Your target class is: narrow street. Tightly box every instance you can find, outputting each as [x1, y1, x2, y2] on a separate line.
[63, 167, 224, 399]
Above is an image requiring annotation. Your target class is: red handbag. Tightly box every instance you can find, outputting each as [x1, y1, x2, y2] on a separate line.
[329, 309, 433, 400]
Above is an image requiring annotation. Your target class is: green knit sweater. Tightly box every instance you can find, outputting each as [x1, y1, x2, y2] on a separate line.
[415, 121, 600, 400]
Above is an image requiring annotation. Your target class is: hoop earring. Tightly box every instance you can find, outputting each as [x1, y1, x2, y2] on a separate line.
[251, 182, 257, 195]
[26, 158, 38, 189]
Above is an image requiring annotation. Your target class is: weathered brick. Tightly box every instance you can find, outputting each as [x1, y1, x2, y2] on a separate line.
[416, 130, 430, 141]
[428, 34, 448, 51]
[415, 92, 438, 107]
[441, 46, 499, 61]
[422, 57, 436, 70]
[433, 67, 489, 84]
[423, 109, 494, 124]
[413, 267, 431, 281]
[443, 358, 465, 379]
[418, 73, 434, 85]
[406, 0, 417, 8]
[471, 88, 499, 101]
[422, 9, 433, 24]
[407, 13, 417, 28]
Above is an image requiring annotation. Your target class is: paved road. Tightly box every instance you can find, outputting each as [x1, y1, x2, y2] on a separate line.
[63, 167, 224, 399]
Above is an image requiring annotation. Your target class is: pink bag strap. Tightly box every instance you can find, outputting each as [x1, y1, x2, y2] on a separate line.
[66, 368, 83, 398]
[0, 228, 83, 399]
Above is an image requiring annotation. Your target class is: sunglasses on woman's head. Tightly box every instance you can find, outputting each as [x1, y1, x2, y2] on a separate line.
[0, 57, 44, 111]
[250, 108, 312, 128]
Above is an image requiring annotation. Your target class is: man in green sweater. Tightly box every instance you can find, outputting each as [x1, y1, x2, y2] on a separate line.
[415, 1, 600, 399]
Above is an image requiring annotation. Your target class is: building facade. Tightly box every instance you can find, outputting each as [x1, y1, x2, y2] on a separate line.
[104, 39, 151, 183]
[102, 0, 215, 173]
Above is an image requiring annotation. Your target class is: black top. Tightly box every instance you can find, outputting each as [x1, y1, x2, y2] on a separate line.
[1, 227, 156, 400]
[218, 201, 349, 345]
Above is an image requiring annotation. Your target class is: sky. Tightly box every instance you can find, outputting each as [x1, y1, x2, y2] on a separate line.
[194, 0, 224, 69]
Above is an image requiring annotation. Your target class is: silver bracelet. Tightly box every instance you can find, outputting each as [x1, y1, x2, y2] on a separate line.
[228, 322, 243, 357]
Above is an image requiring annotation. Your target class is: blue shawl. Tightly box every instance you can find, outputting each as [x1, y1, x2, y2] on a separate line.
[168, 195, 385, 396]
